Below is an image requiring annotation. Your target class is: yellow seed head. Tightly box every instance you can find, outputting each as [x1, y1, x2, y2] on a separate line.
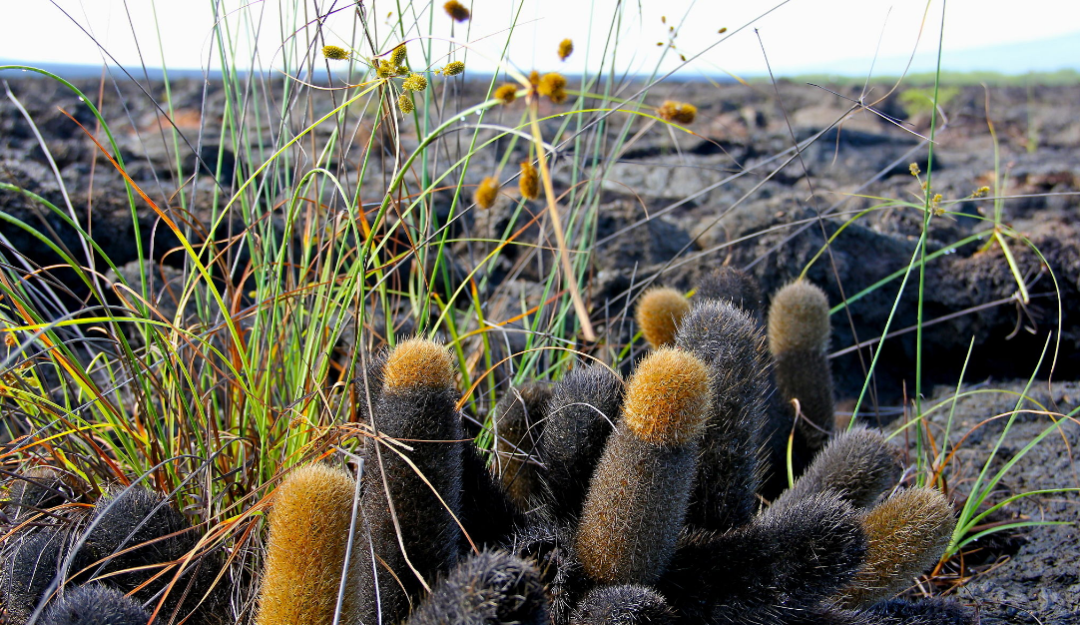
[495, 84, 518, 104]
[398, 94, 415, 114]
[444, 0, 470, 21]
[519, 161, 539, 200]
[622, 347, 711, 446]
[528, 70, 541, 86]
[657, 101, 697, 125]
[909, 162, 921, 176]
[537, 73, 567, 103]
[322, 45, 350, 61]
[558, 39, 574, 61]
[390, 44, 408, 67]
[376, 60, 396, 79]
[441, 61, 465, 76]
[635, 287, 691, 349]
[475, 176, 500, 210]
[402, 73, 428, 92]
[383, 337, 454, 391]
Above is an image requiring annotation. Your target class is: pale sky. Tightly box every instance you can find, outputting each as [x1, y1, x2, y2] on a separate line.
[2, 1, 1078, 77]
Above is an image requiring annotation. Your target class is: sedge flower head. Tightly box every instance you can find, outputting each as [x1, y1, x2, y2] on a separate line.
[657, 100, 697, 124]
[494, 84, 517, 104]
[519, 161, 539, 200]
[398, 94, 415, 114]
[390, 44, 408, 67]
[441, 61, 465, 76]
[402, 73, 428, 92]
[322, 45, 350, 61]
[537, 72, 568, 104]
[558, 39, 574, 61]
[475, 176, 500, 209]
[444, 0, 470, 22]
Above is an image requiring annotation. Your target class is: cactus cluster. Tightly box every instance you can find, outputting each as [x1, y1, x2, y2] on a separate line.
[1, 478, 225, 625]
[2, 270, 968, 625]
[243, 269, 967, 625]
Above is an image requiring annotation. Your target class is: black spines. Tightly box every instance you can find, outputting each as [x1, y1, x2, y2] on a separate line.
[3, 467, 72, 523]
[356, 338, 464, 624]
[3, 526, 68, 625]
[570, 585, 673, 625]
[767, 281, 836, 452]
[784, 598, 974, 625]
[675, 299, 769, 531]
[698, 266, 764, 322]
[506, 521, 589, 625]
[40, 584, 151, 625]
[460, 441, 528, 549]
[80, 486, 195, 595]
[79, 485, 224, 625]
[659, 492, 866, 624]
[492, 382, 552, 507]
[353, 349, 387, 425]
[858, 597, 975, 625]
[769, 427, 902, 515]
[538, 365, 624, 521]
[405, 550, 548, 625]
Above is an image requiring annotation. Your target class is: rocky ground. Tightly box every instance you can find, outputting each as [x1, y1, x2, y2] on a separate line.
[1, 74, 1078, 622]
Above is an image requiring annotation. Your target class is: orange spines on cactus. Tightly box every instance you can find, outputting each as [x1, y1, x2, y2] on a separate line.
[256, 464, 359, 625]
[575, 348, 711, 584]
[382, 337, 454, 390]
[356, 337, 464, 624]
[835, 487, 956, 607]
[635, 287, 690, 349]
[767, 279, 835, 451]
[619, 348, 711, 446]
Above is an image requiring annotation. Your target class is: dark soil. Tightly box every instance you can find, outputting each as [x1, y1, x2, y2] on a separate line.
[1, 75, 1077, 622]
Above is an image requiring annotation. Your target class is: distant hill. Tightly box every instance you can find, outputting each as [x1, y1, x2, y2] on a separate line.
[781, 32, 1080, 78]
